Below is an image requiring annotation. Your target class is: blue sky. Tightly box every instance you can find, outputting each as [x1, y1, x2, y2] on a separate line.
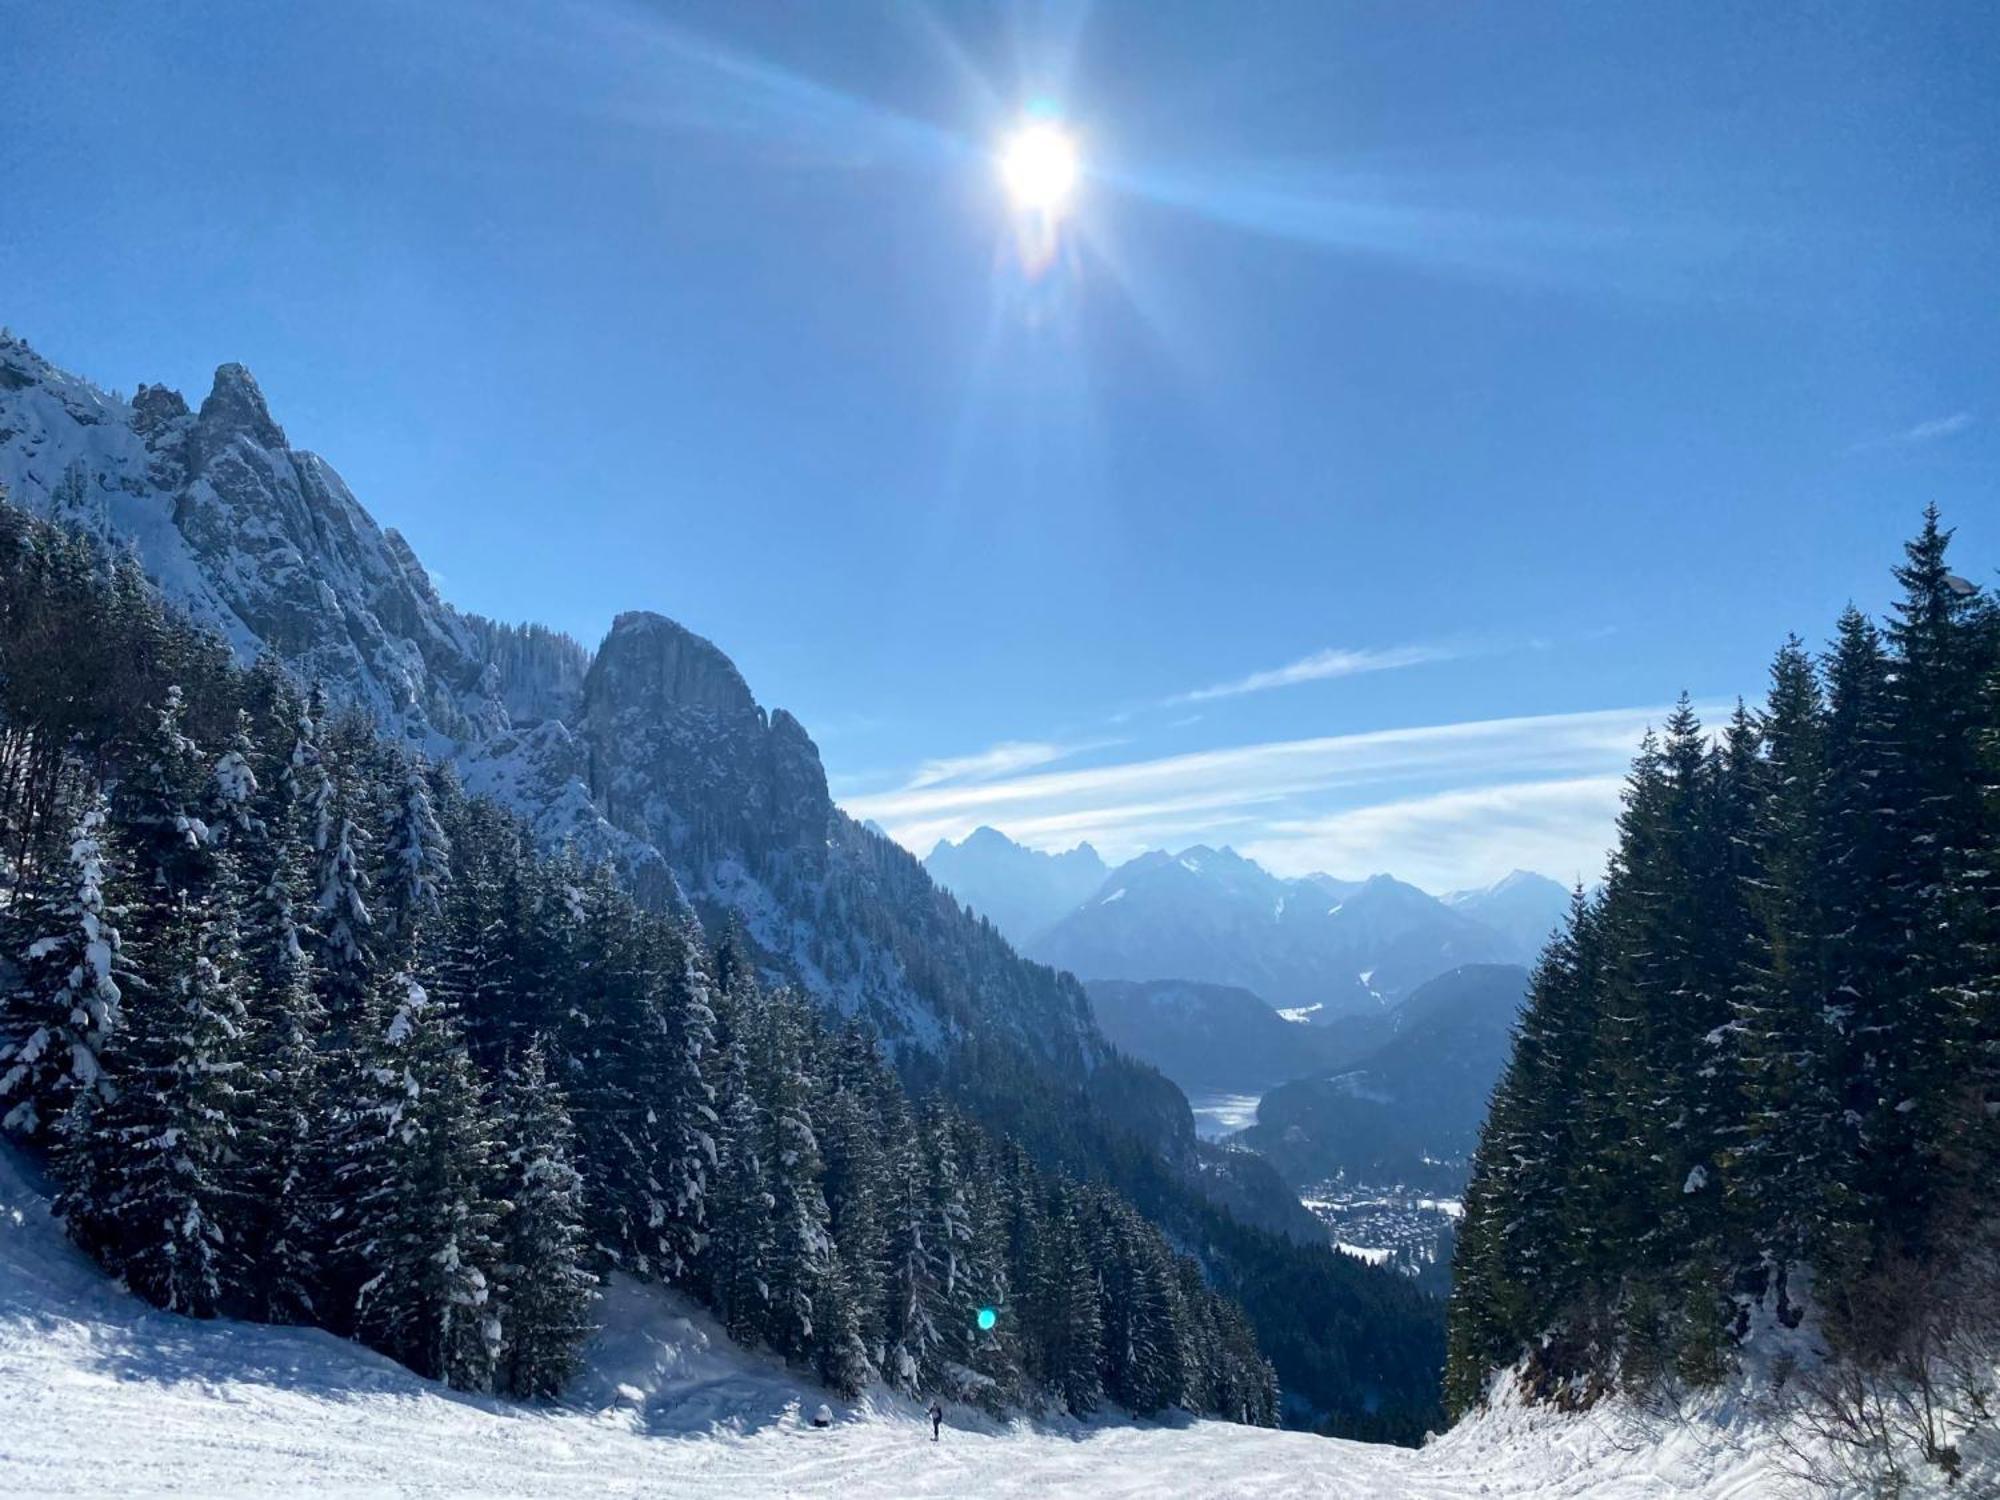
[4, 1, 1995, 889]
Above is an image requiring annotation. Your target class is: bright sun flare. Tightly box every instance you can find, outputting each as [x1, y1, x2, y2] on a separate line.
[999, 121, 1080, 213]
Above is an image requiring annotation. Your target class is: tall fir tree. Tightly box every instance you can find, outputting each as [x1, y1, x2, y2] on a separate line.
[1, 791, 134, 1137]
[703, 975, 775, 1346]
[335, 972, 505, 1390]
[376, 747, 450, 967]
[309, 705, 374, 1031]
[748, 990, 831, 1362]
[62, 864, 252, 1318]
[495, 1041, 598, 1398]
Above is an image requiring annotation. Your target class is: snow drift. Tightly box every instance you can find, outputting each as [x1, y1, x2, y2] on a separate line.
[4, 1139, 1964, 1497]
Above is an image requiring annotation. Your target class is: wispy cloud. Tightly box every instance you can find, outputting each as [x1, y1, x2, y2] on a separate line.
[843, 702, 1707, 885]
[1239, 775, 1626, 893]
[1849, 411, 1975, 454]
[1899, 412, 1975, 444]
[905, 739, 1100, 790]
[1168, 643, 1460, 705]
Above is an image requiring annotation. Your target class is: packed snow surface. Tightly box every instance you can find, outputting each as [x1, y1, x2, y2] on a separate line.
[0, 1145, 1919, 1498]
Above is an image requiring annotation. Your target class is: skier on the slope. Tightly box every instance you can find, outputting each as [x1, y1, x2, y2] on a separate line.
[928, 1400, 944, 1441]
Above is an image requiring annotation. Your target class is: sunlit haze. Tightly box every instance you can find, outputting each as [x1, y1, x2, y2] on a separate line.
[999, 120, 1080, 213]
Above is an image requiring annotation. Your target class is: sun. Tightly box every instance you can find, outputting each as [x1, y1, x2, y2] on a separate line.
[999, 120, 1080, 214]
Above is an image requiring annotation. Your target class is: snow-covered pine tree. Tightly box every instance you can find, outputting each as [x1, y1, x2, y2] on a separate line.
[61, 860, 252, 1317]
[238, 902, 327, 1324]
[1210, 1292, 1279, 1426]
[495, 1040, 598, 1399]
[1174, 1257, 1223, 1414]
[1445, 890, 1605, 1406]
[990, 1142, 1047, 1394]
[922, 1104, 978, 1378]
[1813, 605, 1901, 1263]
[1727, 638, 1843, 1294]
[375, 747, 450, 967]
[810, 1245, 874, 1397]
[1033, 1183, 1102, 1417]
[815, 1030, 891, 1383]
[309, 703, 374, 1030]
[1131, 1227, 1191, 1415]
[1878, 507, 1992, 1245]
[239, 674, 320, 996]
[335, 971, 505, 1390]
[1, 790, 134, 1137]
[552, 854, 653, 1269]
[704, 976, 775, 1347]
[1091, 1196, 1186, 1416]
[959, 1129, 1023, 1405]
[224, 670, 333, 1320]
[113, 683, 211, 908]
[879, 1086, 942, 1393]
[747, 988, 830, 1362]
[647, 914, 718, 1285]
[208, 709, 261, 847]
[424, 798, 512, 1069]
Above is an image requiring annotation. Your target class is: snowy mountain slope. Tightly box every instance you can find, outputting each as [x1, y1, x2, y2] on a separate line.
[1086, 978, 1386, 1093]
[0, 331, 1097, 1067]
[1030, 848, 1515, 1017]
[0, 1142, 1850, 1498]
[1440, 871, 1571, 963]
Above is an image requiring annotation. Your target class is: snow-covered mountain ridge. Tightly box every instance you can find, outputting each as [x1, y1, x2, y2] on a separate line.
[0, 330, 1098, 1068]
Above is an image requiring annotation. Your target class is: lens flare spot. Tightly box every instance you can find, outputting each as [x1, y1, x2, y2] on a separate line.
[999, 121, 1079, 214]
[976, 1306, 998, 1332]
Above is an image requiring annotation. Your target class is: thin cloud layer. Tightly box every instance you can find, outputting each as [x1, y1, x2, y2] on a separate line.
[1239, 775, 1627, 892]
[1169, 643, 1458, 704]
[1849, 411, 1976, 453]
[843, 702, 1702, 887]
[905, 739, 1093, 789]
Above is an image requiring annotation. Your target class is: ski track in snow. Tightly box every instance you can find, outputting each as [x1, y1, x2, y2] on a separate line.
[0, 1146, 1840, 1498]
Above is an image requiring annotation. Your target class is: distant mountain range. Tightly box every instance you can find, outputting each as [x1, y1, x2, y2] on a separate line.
[1442, 869, 1579, 960]
[925, 827, 1569, 1018]
[926, 826, 1109, 946]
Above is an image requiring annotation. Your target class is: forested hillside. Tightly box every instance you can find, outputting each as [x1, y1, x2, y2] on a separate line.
[1448, 510, 1998, 1483]
[0, 333, 1450, 1443]
[1242, 965, 1528, 1195]
[0, 498, 1280, 1423]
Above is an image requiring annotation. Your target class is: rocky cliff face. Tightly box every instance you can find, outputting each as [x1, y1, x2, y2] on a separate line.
[1, 335, 495, 741]
[0, 331, 1100, 1066]
[582, 611, 830, 874]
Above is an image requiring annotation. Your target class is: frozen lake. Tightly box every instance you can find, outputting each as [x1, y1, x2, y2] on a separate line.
[1187, 1091, 1262, 1140]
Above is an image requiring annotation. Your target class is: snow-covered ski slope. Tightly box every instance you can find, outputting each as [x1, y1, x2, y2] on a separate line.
[0, 1146, 1884, 1498]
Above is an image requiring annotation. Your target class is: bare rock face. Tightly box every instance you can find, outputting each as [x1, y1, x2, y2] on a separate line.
[581, 612, 831, 876]
[193, 361, 288, 460]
